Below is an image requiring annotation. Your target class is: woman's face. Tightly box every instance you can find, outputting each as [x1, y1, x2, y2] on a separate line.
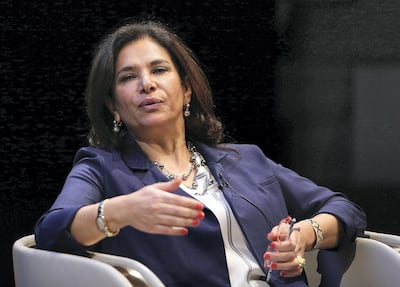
[111, 37, 191, 138]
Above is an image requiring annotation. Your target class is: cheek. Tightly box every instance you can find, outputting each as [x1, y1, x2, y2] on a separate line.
[114, 86, 136, 105]
[168, 80, 189, 101]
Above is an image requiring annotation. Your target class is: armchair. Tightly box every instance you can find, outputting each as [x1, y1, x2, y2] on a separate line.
[13, 231, 400, 287]
[12, 234, 165, 287]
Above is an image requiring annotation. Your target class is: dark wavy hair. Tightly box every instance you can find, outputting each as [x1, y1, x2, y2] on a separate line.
[85, 19, 225, 150]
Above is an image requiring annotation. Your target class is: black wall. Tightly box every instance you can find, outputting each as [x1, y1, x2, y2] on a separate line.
[2, 1, 399, 286]
[1, 1, 279, 286]
[273, 0, 400, 238]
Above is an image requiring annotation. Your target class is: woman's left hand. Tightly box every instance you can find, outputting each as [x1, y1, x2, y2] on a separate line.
[263, 218, 307, 278]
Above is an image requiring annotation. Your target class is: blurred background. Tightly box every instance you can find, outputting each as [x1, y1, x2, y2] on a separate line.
[1, 1, 399, 286]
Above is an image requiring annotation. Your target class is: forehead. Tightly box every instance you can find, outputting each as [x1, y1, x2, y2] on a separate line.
[116, 38, 172, 66]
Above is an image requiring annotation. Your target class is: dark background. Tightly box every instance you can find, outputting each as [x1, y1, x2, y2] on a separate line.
[1, 1, 399, 286]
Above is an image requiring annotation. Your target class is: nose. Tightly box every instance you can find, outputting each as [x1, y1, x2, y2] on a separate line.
[140, 75, 156, 93]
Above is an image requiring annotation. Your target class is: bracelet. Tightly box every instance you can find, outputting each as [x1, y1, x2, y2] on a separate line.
[96, 199, 120, 237]
[307, 219, 324, 249]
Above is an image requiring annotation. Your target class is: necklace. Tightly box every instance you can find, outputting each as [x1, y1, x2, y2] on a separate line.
[152, 142, 203, 187]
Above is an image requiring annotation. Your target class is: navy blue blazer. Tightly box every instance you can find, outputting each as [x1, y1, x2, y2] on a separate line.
[35, 140, 366, 287]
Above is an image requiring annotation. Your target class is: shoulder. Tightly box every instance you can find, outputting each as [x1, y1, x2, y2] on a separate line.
[72, 146, 119, 167]
[220, 143, 265, 154]
[219, 143, 273, 162]
[200, 142, 278, 170]
[74, 146, 110, 158]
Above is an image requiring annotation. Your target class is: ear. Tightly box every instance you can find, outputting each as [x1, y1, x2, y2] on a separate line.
[113, 110, 121, 122]
[105, 97, 115, 114]
[105, 98, 120, 121]
[183, 82, 192, 105]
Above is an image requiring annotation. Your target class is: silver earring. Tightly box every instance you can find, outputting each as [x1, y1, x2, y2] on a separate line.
[184, 103, 191, 117]
[113, 120, 122, 133]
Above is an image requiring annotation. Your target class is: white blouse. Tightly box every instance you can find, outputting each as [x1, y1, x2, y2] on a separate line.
[180, 164, 270, 287]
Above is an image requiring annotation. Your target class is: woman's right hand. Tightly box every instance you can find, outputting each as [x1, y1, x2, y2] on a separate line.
[108, 178, 205, 236]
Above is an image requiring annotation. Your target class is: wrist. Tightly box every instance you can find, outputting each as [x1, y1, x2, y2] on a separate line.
[307, 219, 324, 249]
[296, 221, 317, 251]
[96, 199, 120, 237]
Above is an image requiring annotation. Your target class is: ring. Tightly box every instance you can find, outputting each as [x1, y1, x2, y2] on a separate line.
[296, 255, 306, 269]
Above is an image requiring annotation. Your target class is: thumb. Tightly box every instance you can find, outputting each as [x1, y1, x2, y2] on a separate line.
[267, 226, 279, 241]
[152, 178, 182, 192]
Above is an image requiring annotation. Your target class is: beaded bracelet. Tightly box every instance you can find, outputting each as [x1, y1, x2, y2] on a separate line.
[307, 219, 324, 249]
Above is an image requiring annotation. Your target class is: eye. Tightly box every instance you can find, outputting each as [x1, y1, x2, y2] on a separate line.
[119, 74, 136, 83]
[153, 66, 168, 74]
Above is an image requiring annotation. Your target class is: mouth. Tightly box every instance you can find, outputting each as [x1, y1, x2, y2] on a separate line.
[138, 98, 163, 108]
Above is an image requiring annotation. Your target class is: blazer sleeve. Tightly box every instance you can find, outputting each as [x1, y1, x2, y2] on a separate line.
[273, 162, 367, 247]
[34, 147, 107, 253]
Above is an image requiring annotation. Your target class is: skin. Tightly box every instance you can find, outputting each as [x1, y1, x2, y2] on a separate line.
[111, 38, 192, 146]
[70, 36, 342, 280]
[71, 38, 204, 245]
[264, 213, 341, 278]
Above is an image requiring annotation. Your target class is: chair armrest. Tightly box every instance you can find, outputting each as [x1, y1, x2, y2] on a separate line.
[12, 234, 159, 287]
[89, 251, 165, 287]
[365, 230, 400, 251]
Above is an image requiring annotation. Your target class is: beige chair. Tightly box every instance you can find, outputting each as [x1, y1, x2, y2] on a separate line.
[13, 232, 400, 287]
[305, 232, 400, 287]
[340, 236, 400, 286]
[365, 230, 400, 252]
[12, 234, 165, 287]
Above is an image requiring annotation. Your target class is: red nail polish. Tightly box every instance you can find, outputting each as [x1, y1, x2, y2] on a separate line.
[269, 242, 276, 249]
[192, 219, 199, 225]
[196, 203, 203, 210]
[197, 211, 205, 219]
[181, 229, 188, 235]
[271, 263, 278, 269]
[264, 253, 270, 260]
[283, 215, 292, 224]
[281, 271, 287, 276]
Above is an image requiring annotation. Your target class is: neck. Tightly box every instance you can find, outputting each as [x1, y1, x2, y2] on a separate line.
[151, 141, 200, 186]
[136, 137, 187, 160]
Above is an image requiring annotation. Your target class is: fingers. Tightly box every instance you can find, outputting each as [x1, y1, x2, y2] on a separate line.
[276, 255, 306, 278]
[148, 205, 205, 231]
[264, 227, 304, 278]
[264, 248, 305, 278]
[264, 240, 298, 266]
[152, 178, 204, 210]
[134, 202, 204, 235]
[267, 226, 279, 241]
[146, 215, 203, 236]
[152, 177, 182, 192]
[157, 202, 204, 222]
[126, 180, 205, 235]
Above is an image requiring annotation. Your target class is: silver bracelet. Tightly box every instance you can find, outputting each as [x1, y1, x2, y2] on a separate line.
[307, 219, 324, 249]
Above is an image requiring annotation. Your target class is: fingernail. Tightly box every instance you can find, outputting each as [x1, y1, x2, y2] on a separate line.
[281, 271, 287, 276]
[263, 253, 270, 260]
[180, 229, 188, 235]
[195, 203, 203, 210]
[269, 242, 276, 249]
[271, 263, 278, 269]
[283, 216, 292, 223]
[192, 219, 200, 225]
[197, 211, 205, 219]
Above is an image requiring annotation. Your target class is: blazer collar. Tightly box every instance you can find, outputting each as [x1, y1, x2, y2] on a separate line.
[120, 136, 229, 171]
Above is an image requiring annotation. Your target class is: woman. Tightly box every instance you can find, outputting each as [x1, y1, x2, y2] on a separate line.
[35, 20, 366, 287]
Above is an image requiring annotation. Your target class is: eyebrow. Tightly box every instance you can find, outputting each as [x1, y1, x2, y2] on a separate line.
[115, 59, 171, 77]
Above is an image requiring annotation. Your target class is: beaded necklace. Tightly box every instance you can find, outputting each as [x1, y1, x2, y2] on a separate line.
[152, 142, 209, 189]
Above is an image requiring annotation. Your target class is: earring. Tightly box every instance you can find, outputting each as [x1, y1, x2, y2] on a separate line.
[113, 120, 122, 133]
[184, 103, 191, 117]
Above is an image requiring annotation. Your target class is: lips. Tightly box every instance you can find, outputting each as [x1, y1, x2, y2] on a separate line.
[138, 98, 163, 107]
